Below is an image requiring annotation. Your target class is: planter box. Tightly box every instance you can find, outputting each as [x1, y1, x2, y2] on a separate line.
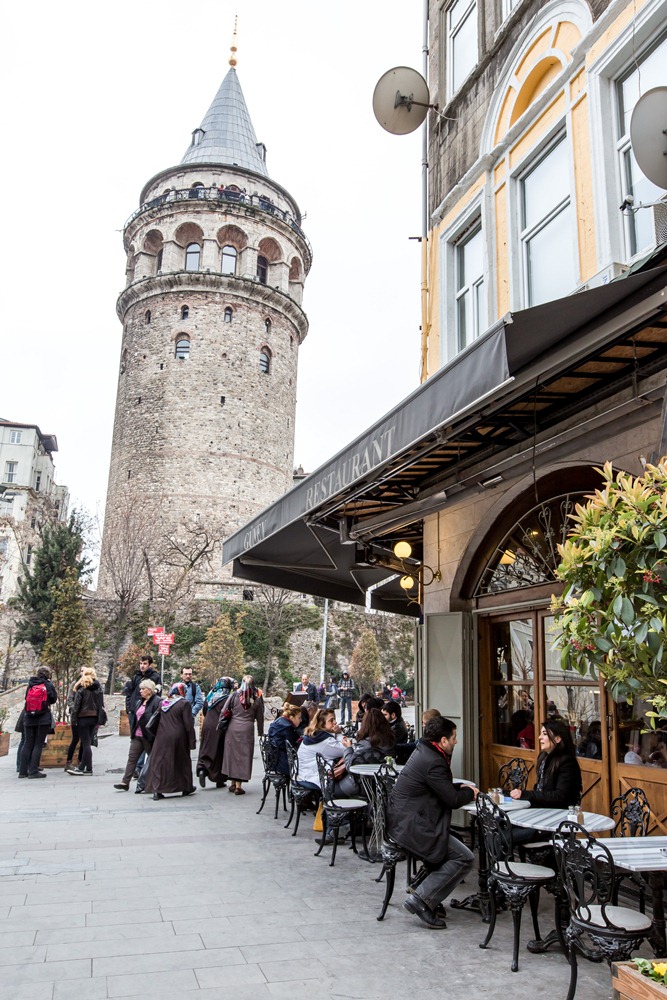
[119, 709, 130, 737]
[612, 962, 667, 1000]
[0, 732, 10, 757]
[40, 725, 72, 768]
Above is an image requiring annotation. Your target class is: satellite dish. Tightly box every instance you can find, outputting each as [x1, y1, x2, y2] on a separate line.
[630, 87, 667, 190]
[373, 66, 431, 135]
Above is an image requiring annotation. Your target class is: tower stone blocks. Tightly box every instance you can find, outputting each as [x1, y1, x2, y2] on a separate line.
[98, 68, 310, 602]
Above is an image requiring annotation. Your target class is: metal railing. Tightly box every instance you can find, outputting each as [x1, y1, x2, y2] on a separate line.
[124, 186, 312, 268]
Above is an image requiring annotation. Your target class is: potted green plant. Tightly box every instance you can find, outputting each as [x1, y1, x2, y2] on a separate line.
[552, 460, 667, 718]
[0, 705, 10, 756]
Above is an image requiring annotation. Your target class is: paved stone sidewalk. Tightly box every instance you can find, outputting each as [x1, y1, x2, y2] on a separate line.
[0, 734, 616, 999]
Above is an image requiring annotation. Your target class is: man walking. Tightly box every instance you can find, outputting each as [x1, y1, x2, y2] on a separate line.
[123, 655, 161, 723]
[181, 667, 204, 718]
[338, 671, 354, 724]
[387, 715, 477, 929]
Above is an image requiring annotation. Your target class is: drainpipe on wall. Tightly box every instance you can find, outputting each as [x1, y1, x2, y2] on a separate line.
[419, 0, 431, 384]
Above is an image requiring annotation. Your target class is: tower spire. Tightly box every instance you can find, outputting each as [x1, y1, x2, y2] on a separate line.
[229, 15, 238, 68]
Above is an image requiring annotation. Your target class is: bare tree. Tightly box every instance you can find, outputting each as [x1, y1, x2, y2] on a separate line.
[243, 587, 321, 693]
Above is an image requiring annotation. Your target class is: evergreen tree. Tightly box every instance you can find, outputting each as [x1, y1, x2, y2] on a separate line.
[42, 567, 93, 721]
[13, 513, 88, 655]
[195, 612, 246, 691]
[350, 629, 382, 699]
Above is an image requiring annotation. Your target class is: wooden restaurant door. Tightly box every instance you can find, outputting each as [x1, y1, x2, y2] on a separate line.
[479, 609, 609, 816]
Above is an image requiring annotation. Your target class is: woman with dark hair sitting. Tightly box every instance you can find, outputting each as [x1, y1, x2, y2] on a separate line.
[509, 718, 582, 843]
[355, 693, 383, 725]
[268, 702, 302, 775]
[336, 707, 395, 797]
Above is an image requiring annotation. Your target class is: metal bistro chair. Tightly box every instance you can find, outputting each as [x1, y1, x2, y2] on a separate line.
[371, 763, 409, 920]
[476, 792, 556, 972]
[470, 756, 529, 853]
[284, 742, 320, 836]
[314, 753, 368, 867]
[256, 736, 289, 819]
[553, 820, 652, 1000]
[610, 786, 651, 911]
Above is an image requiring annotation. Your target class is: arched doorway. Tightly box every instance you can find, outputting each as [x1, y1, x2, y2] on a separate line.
[461, 467, 667, 828]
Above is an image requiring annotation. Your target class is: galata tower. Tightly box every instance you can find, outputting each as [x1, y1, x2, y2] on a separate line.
[97, 41, 310, 604]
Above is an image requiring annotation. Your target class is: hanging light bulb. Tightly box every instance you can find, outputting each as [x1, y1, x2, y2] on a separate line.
[393, 540, 412, 560]
[399, 574, 415, 590]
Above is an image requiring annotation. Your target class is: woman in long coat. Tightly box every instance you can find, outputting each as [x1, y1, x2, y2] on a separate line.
[196, 677, 234, 789]
[221, 674, 264, 795]
[145, 683, 196, 800]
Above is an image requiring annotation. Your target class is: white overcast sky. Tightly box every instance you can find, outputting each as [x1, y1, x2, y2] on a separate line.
[2, 1, 423, 538]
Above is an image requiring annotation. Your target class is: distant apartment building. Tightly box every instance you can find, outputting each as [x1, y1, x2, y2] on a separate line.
[0, 419, 69, 601]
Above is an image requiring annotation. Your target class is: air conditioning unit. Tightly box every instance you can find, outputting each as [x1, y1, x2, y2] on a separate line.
[575, 261, 629, 293]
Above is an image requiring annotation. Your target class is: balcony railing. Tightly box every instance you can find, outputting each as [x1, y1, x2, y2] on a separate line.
[124, 186, 312, 268]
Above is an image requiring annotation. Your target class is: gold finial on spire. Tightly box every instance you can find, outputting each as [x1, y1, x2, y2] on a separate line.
[229, 15, 238, 67]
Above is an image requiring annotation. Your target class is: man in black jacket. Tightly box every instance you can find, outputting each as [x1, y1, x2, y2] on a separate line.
[123, 656, 161, 720]
[387, 715, 477, 929]
[382, 700, 409, 744]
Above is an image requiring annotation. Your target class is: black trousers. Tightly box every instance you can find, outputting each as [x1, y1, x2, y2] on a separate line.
[20, 724, 50, 776]
[77, 717, 97, 771]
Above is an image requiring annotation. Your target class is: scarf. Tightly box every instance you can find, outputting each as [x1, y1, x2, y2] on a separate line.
[239, 680, 256, 709]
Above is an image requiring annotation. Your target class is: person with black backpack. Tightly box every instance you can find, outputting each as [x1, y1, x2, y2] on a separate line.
[19, 666, 58, 779]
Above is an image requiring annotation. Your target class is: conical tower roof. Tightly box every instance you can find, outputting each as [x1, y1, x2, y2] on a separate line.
[180, 67, 268, 176]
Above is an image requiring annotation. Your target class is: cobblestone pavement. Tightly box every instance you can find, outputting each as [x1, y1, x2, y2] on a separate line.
[0, 733, 617, 999]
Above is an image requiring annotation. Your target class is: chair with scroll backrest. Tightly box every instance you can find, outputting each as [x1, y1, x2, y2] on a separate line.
[284, 741, 320, 836]
[256, 736, 288, 818]
[553, 820, 652, 1000]
[371, 763, 409, 920]
[314, 753, 368, 867]
[498, 757, 529, 795]
[476, 792, 556, 972]
[610, 787, 651, 911]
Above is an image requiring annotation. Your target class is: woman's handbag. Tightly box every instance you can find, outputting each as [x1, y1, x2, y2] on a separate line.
[216, 708, 232, 734]
[144, 708, 161, 735]
[313, 801, 324, 832]
[15, 708, 25, 733]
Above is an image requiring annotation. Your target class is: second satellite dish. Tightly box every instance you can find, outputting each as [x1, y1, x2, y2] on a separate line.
[630, 87, 667, 190]
[373, 67, 431, 135]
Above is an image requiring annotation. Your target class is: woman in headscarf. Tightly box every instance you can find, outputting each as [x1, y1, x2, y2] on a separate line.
[144, 683, 196, 800]
[113, 679, 160, 791]
[196, 677, 234, 789]
[220, 674, 264, 795]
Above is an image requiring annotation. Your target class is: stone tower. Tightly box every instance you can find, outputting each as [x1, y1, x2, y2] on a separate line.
[97, 49, 310, 604]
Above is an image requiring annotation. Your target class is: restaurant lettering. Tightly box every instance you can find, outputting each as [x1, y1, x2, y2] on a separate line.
[243, 519, 267, 552]
[304, 425, 397, 510]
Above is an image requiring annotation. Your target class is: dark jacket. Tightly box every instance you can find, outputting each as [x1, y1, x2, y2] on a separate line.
[519, 750, 582, 808]
[72, 680, 104, 725]
[268, 716, 300, 775]
[123, 668, 161, 716]
[387, 739, 474, 865]
[390, 717, 409, 744]
[130, 693, 161, 744]
[23, 676, 58, 728]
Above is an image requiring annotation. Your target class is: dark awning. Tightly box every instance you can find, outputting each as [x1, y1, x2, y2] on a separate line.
[223, 264, 667, 614]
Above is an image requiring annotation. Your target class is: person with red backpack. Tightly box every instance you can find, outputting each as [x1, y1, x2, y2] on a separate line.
[19, 666, 58, 779]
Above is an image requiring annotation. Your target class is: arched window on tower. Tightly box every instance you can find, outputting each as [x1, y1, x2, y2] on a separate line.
[221, 245, 237, 275]
[264, 318, 271, 334]
[175, 336, 190, 360]
[145, 309, 151, 324]
[185, 243, 201, 271]
[257, 255, 268, 284]
[120, 348, 128, 374]
[156, 249, 163, 271]
[224, 307, 233, 324]
[181, 305, 189, 320]
[259, 347, 272, 374]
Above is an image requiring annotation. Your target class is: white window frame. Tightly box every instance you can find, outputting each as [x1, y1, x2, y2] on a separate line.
[501, 0, 521, 22]
[516, 130, 577, 307]
[4, 461, 17, 483]
[454, 222, 486, 352]
[9, 430, 22, 444]
[446, 0, 478, 99]
[586, 0, 667, 268]
[439, 192, 488, 366]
